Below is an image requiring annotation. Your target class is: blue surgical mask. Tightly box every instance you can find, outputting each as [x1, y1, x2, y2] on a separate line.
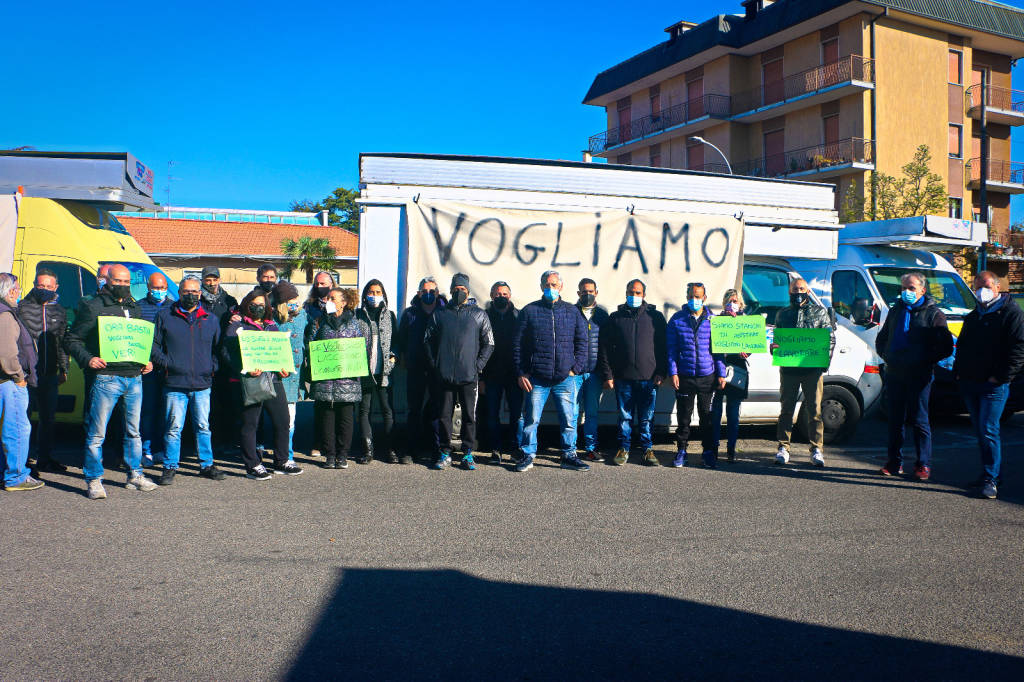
[900, 289, 920, 305]
[626, 295, 642, 308]
[97, 277, 107, 289]
[150, 289, 168, 302]
[287, 302, 300, 313]
[688, 298, 703, 311]
[543, 288, 559, 301]
[366, 295, 383, 307]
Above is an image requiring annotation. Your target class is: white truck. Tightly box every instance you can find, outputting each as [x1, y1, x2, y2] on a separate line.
[357, 153, 882, 442]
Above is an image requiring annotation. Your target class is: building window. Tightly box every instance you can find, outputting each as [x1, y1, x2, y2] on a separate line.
[649, 144, 662, 168]
[616, 152, 632, 165]
[948, 124, 963, 159]
[649, 84, 661, 122]
[823, 114, 840, 146]
[948, 197, 962, 219]
[822, 38, 839, 65]
[948, 49, 963, 85]
[686, 139, 704, 171]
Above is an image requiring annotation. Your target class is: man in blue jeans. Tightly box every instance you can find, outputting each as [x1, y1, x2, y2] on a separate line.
[574, 278, 609, 460]
[953, 270, 1024, 500]
[151, 276, 226, 485]
[65, 264, 158, 500]
[512, 270, 589, 472]
[0, 272, 43, 491]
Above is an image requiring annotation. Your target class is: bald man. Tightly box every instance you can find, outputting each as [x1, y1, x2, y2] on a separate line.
[137, 271, 174, 465]
[65, 264, 158, 499]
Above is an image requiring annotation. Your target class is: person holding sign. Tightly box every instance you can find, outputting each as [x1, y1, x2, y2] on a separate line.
[64, 264, 158, 499]
[710, 289, 752, 463]
[223, 289, 302, 480]
[771, 278, 835, 468]
[0, 273, 42, 491]
[307, 287, 369, 470]
[667, 283, 726, 469]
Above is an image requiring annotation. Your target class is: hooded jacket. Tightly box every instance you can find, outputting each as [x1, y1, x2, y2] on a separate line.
[597, 301, 667, 382]
[19, 288, 68, 377]
[425, 298, 494, 385]
[513, 297, 588, 384]
[64, 288, 146, 377]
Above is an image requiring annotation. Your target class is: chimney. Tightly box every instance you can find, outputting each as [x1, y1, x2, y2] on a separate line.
[318, 210, 329, 226]
[741, 0, 774, 21]
[582, 151, 593, 163]
[664, 20, 697, 40]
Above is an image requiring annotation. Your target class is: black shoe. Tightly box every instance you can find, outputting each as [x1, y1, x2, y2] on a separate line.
[335, 456, 349, 469]
[385, 450, 399, 464]
[357, 453, 372, 465]
[398, 454, 413, 465]
[38, 458, 68, 473]
[561, 455, 591, 472]
[199, 466, 226, 481]
[726, 450, 736, 463]
[981, 478, 998, 499]
[324, 456, 337, 469]
[273, 462, 304, 475]
[157, 468, 176, 486]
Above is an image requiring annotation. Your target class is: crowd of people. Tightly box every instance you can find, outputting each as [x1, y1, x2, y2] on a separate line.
[0, 263, 1021, 501]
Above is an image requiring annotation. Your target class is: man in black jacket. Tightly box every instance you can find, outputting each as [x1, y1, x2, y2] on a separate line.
[65, 264, 157, 500]
[481, 281, 521, 465]
[199, 266, 239, 455]
[424, 273, 494, 470]
[953, 270, 1024, 500]
[598, 279, 667, 466]
[395, 276, 446, 461]
[575, 278, 609, 460]
[19, 268, 69, 473]
[875, 272, 953, 481]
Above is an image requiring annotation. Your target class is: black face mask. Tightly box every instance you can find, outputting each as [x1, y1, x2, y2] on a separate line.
[790, 292, 809, 306]
[109, 284, 132, 300]
[421, 291, 437, 305]
[579, 293, 596, 307]
[249, 305, 266, 319]
[33, 288, 57, 303]
[492, 297, 509, 311]
[314, 285, 330, 300]
[180, 292, 200, 309]
[258, 281, 275, 293]
[451, 290, 468, 306]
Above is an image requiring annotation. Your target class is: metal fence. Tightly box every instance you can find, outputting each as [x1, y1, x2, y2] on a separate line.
[732, 138, 874, 178]
[588, 94, 731, 153]
[965, 84, 1024, 113]
[966, 158, 1024, 184]
[731, 56, 874, 115]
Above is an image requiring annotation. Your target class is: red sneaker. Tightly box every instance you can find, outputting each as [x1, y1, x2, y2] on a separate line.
[913, 464, 931, 481]
[879, 461, 904, 476]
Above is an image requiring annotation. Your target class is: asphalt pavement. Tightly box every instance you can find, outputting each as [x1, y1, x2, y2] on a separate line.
[2, 411, 1023, 680]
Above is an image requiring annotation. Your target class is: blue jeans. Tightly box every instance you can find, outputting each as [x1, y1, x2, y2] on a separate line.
[520, 375, 579, 458]
[886, 373, 933, 467]
[960, 380, 1010, 482]
[711, 390, 743, 455]
[163, 388, 214, 470]
[0, 381, 32, 487]
[140, 371, 165, 460]
[84, 375, 143, 481]
[575, 372, 602, 451]
[614, 380, 656, 450]
[483, 377, 523, 452]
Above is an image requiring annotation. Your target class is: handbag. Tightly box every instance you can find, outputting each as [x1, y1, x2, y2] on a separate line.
[241, 371, 277, 406]
[723, 365, 749, 392]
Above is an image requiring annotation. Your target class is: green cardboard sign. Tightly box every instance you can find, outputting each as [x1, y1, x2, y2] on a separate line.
[711, 315, 768, 354]
[309, 337, 368, 381]
[772, 328, 832, 368]
[98, 316, 154, 365]
[237, 330, 293, 373]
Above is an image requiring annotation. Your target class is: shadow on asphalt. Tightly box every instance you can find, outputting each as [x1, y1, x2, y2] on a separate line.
[284, 568, 1024, 680]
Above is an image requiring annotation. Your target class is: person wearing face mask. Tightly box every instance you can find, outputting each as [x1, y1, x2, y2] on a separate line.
[305, 271, 335, 324]
[771, 278, 836, 468]
[424, 274, 494, 470]
[137, 272, 173, 467]
[0, 273, 43, 491]
[65, 263, 158, 499]
[89, 264, 113, 300]
[481, 281, 523, 465]
[306, 287, 370, 470]
[394, 276, 446, 463]
[598, 279, 666, 466]
[223, 289, 302, 479]
[271, 280, 308, 466]
[19, 268, 69, 475]
[667, 283, 726, 468]
[512, 270, 590, 473]
[710, 289, 751, 463]
[574, 278, 609, 461]
[199, 266, 240, 458]
[150, 276, 225, 484]
[874, 272, 953, 481]
[252, 263, 279, 322]
[356, 279, 397, 464]
[953, 270, 1024, 500]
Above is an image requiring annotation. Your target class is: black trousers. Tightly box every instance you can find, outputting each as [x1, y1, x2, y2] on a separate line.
[317, 400, 356, 460]
[359, 378, 394, 453]
[675, 374, 716, 452]
[210, 374, 238, 451]
[437, 381, 479, 453]
[405, 367, 440, 454]
[239, 380, 289, 471]
[28, 375, 59, 462]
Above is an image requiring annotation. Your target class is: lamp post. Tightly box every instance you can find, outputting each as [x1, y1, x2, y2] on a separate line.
[689, 136, 733, 174]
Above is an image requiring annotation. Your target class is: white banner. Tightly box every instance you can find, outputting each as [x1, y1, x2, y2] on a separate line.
[405, 200, 743, 314]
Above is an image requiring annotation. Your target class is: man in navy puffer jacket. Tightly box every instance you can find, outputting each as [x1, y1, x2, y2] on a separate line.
[512, 270, 589, 472]
[667, 282, 726, 469]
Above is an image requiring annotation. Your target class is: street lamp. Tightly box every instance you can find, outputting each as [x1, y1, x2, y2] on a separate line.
[689, 136, 732, 174]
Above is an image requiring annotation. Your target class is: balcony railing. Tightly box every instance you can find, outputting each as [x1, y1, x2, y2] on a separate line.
[965, 84, 1024, 113]
[732, 55, 874, 115]
[966, 158, 1024, 185]
[588, 94, 731, 153]
[732, 138, 874, 178]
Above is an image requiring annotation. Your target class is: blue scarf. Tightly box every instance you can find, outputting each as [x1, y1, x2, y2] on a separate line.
[891, 296, 926, 353]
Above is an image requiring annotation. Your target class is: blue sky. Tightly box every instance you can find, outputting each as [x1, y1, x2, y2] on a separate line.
[4, 0, 1023, 221]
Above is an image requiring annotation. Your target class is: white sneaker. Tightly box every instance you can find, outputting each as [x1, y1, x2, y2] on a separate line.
[775, 446, 790, 465]
[87, 479, 107, 500]
[126, 473, 157, 491]
[810, 448, 825, 468]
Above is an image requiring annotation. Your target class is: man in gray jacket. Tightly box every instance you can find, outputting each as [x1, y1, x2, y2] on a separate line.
[0, 273, 43, 491]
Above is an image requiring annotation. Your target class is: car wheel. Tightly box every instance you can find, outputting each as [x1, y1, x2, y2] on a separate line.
[821, 384, 861, 444]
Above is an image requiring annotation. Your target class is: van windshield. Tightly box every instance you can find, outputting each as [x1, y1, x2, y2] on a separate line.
[869, 267, 974, 318]
[99, 261, 179, 301]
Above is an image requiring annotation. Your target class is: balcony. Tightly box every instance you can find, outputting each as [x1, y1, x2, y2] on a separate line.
[731, 56, 874, 122]
[966, 158, 1024, 194]
[588, 94, 731, 154]
[732, 138, 875, 180]
[966, 85, 1024, 126]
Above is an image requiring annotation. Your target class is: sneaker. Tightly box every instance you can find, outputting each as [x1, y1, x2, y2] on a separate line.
[323, 456, 337, 469]
[613, 448, 629, 466]
[157, 468, 177, 486]
[879, 461, 904, 476]
[672, 450, 686, 468]
[385, 451, 399, 464]
[5, 475, 44, 491]
[335, 456, 349, 470]
[126, 473, 158, 491]
[726, 450, 736, 463]
[199, 466, 226, 481]
[310, 449, 322, 458]
[461, 454, 476, 471]
[514, 455, 535, 472]
[246, 465, 273, 481]
[398, 454, 413, 465]
[643, 449, 658, 467]
[87, 479, 107, 500]
[491, 450, 502, 465]
[357, 453, 372, 465]
[273, 462, 304, 476]
[583, 450, 599, 462]
[775, 446, 790, 465]
[913, 464, 931, 482]
[561, 455, 590, 472]
[981, 479, 998, 499]
[433, 453, 451, 470]
[810, 448, 825, 468]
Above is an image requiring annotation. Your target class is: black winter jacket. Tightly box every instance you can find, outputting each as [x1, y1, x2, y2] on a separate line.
[19, 290, 68, 377]
[597, 302, 667, 382]
[425, 300, 494, 385]
[576, 304, 609, 374]
[953, 293, 1024, 384]
[151, 302, 221, 391]
[483, 302, 519, 383]
[875, 296, 953, 376]
[64, 288, 146, 377]
[396, 294, 448, 370]
[200, 287, 238, 329]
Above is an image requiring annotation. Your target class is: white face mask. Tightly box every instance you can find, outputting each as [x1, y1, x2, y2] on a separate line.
[726, 302, 739, 313]
[325, 301, 338, 314]
[975, 287, 996, 304]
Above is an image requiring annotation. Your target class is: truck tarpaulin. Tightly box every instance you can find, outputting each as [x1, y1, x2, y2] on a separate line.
[0, 195, 17, 272]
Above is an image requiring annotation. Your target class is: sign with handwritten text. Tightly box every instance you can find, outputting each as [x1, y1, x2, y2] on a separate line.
[98, 316, 154, 365]
[772, 328, 831, 368]
[711, 315, 767, 354]
[238, 330, 293, 373]
[309, 338, 368, 381]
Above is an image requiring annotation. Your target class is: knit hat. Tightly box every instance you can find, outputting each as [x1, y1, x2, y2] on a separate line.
[450, 273, 470, 291]
[273, 280, 299, 302]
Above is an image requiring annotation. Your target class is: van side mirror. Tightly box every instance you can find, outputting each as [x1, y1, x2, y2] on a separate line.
[853, 302, 879, 328]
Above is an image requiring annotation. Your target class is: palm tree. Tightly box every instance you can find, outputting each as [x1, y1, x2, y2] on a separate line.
[280, 236, 336, 283]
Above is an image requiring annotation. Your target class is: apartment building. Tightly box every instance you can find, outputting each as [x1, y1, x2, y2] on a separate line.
[583, 0, 1024, 242]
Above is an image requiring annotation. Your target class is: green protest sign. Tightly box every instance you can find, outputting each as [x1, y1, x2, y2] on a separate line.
[309, 338, 368, 381]
[237, 330, 293, 373]
[711, 315, 767, 354]
[772, 328, 832, 368]
[98, 316, 154, 365]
